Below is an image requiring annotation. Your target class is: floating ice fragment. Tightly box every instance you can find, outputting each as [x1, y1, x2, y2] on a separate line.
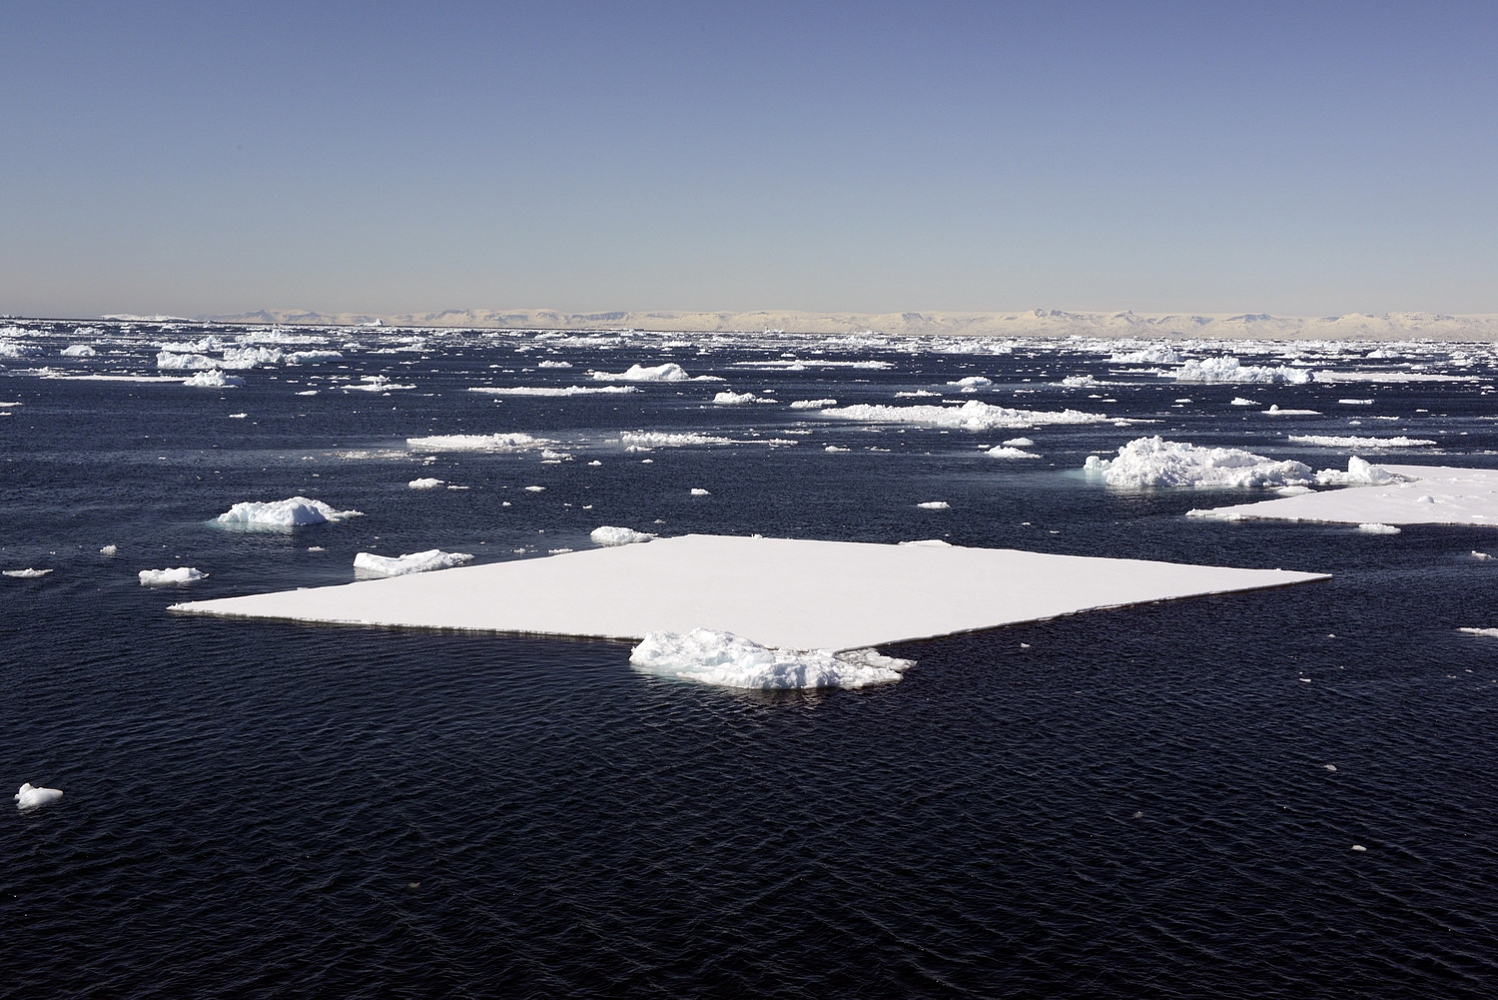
[713, 390, 757, 405]
[353, 549, 474, 577]
[1324, 764, 1338, 771]
[1289, 434, 1435, 449]
[591, 362, 690, 382]
[948, 376, 993, 389]
[1314, 456, 1413, 486]
[406, 432, 553, 452]
[690, 488, 711, 496]
[590, 526, 656, 546]
[1230, 397, 1259, 406]
[214, 497, 362, 530]
[789, 398, 837, 409]
[1472, 551, 1493, 561]
[60, 344, 97, 357]
[285, 350, 343, 364]
[139, 567, 208, 585]
[227, 412, 247, 419]
[917, 501, 950, 509]
[469, 385, 637, 396]
[821, 399, 1109, 431]
[1083, 437, 1314, 488]
[295, 389, 319, 395]
[1352, 844, 1367, 852]
[1003, 437, 1034, 447]
[524, 486, 545, 492]
[15, 783, 63, 811]
[1459, 627, 1498, 637]
[1176, 357, 1314, 384]
[4, 568, 53, 578]
[408, 477, 445, 489]
[100, 545, 117, 556]
[629, 628, 914, 690]
[620, 431, 735, 448]
[1356, 523, 1401, 535]
[986, 446, 1040, 459]
[1262, 405, 1321, 415]
[1339, 398, 1375, 405]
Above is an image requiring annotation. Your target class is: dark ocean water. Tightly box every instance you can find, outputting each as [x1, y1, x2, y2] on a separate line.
[4, 324, 1498, 997]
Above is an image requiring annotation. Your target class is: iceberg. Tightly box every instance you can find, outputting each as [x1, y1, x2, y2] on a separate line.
[820, 399, 1109, 431]
[1083, 437, 1315, 488]
[590, 526, 656, 546]
[214, 497, 363, 530]
[139, 567, 208, 585]
[353, 549, 474, 577]
[15, 782, 63, 811]
[630, 629, 914, 690]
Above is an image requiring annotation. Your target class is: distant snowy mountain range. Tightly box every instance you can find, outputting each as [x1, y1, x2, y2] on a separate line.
[96, 307, 1498, 341]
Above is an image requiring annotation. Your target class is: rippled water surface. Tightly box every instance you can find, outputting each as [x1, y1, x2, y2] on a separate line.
[5, 324, 1498, 996]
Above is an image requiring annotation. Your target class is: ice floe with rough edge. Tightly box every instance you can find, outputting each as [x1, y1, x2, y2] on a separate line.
[16, 783, 64, 810]
[820, 399, 1110, 431]
[590, 526, 656, 546]
[139, 567, 208, 585]
[406, 432, 554, 452]
[630, 628, 914, 690]
[214, 497, 363, 530]
[354, 550, 474, 577]
[1084, 437, 1315, 488]
[1189, 463, 1498, 527]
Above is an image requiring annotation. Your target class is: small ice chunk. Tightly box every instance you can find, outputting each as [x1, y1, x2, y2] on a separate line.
[690, 488, 711, 496]
[948, 376, 993, 388]
[524, 485, 545, 492]
[61, 344, 97, 357]
[1230, 397, 1260, 406]
[3, 568, 52, 578]
[1471, 551, 1493, 561]
[1002, 437, 1035, 447]
[406, 433, 553, 452]
[183, 369, 245, 388]
[1176, 357, 1314, 384]
[1323, 764, 1338, 772]
[1352, 844, 1367, 852]
[214, 497, 363, 530]
[1356, 523, 1401, 535]
[1460, 627, 1498, 637]
[1083, 436, 1314, 488]
[15, 782, 64, 811]
[713, 390, 757, 405]
[353, 549, 474, 577]
[917, 501, 950, 509]
[590, 526, 656, 546]
[592, 362, 690, 382]
[789, 398, 837, 409]
[629, 628, 914, 690]
[408, 477, 445, 489]
[100, 544, 118, 556]
[1290, 434, 1434, 449]
[986, 446, 1040, 459]
[139, 567, 209, 585]
[1315, 456, 1413, 486]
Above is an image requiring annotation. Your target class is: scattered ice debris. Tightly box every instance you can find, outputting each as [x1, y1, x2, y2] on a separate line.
[590, 526, 656, 546]
[295, 389, 319, 396]
[629, 628, 914, 690]
[214, 497, 363, 530]
[713, 390, 758, 405]
[917, 501, 951, 509]
[353, 549, 474, 577]
[1356, 523, 1402, 535]
[285, 350, 343, 364]
[15, 783, 64, 811]
[1110, 345, 1181, 364]
[824, 444, 849, 452]
[591, 362, 690, 382]
[156, 350, 220, 370]
[406, 432, 554, 452]
[1230, 397, 1259, 406]
[183, 369, 244, 388]
[690, 488, 711, 496]
[620, 431, 735, 448]
[1460, 627, 1498, 638]
[1339, 398, 1375, 405]
[1083, 437, 1314, 488]
[1262, 405, 1321, 415]
[99, 545, 117, 556]
[139, 567, 208, 585]
[537, 360, 572, 368]
[789, 398, 837, 409]
[1289, 434, 1435, 449]
[3, 568, 53, 579]
[1175, 357, 1314, 384]
[60, 344, 97, 357]
[894, 390, 939, 398]
[820, 399, 1109, 431]
[1063, 375, 1101, 387]
[987, 446, 1040, 459]
[469, 385, 637, 396]
[345, 375, 416, 392]
[1314, 457, 1413, 486]
[408, 477, 445, 489]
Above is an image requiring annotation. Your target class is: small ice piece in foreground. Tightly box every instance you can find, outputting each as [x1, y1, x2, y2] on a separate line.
[690, 488, 711, 496]
[1083, 436, 1314, 488]
[590, 526, 656, 546]
[917, 501, 950, 509]
[713, 390, 757, 405]
[15, 782, 64, 811]
[353, 549, 474, 577]
[3, 568, 53, 578]
[183, 369, 245, 388]
[629, 628, 914, 690]
[139, 567, 208, 586]
[1356, 523, 1401, 535]
[214, 497, 363, 530]
[408, 477, 445, 489]
[100, 544, 118, 556]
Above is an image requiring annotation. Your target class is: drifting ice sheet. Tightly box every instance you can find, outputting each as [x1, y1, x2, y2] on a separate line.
[170, 534, 1325, 651]
[1189, 464, 1498, 527]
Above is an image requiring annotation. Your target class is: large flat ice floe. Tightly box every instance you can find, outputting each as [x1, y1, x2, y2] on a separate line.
[1188, 463, 1498, 527]
[170, 534, 1325, 651]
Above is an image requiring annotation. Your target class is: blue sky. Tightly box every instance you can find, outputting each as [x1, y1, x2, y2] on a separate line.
[3, 1, 1495, 317]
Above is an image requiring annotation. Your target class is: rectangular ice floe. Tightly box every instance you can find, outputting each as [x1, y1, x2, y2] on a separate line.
[170, 535, 1325, 650]
[1189, 464, 1498, 527]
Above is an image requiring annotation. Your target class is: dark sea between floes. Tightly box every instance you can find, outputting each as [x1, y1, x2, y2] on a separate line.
[4, 323, 1497, 997]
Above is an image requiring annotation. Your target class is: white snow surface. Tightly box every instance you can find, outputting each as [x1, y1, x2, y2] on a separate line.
[590, 526, 656, 546]
[353, 549, 474, 577]
[214, 496, 363, 530]
[629, 629, 913, 690]
[170, 534, 1326, 652]
[1084, 437, 1314, 488]
[1314, 456, 1414, 486]
[1189, 464, 1498, 527]
[820, 399, 1109, 431]
[15, 783, 64, 810]
[139, 567, 208, 585]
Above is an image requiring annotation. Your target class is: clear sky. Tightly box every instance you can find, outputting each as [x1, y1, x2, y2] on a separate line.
[3, 1, 1495, 318]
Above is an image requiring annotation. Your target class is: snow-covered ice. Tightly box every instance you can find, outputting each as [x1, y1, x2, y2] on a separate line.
[61, 344, 97, 357]
[469, 385, 637, 396]
[917, 501, 950, 509]
[591, 362, 690, 382]
[1288, 434, 1435, 449]
[1175, 357, 1314, 384]
[183, 369, 245, 388]
[1084, 437, 1314, 488]
[407, 432, 553, 452]
[15, 783, 63, 811]
[353, 549, 474, 577]
[1356, 523, 1402, 534]
[3, 568, 53, 578]
[789, 398, 837, 409]
[408, 477, 445, 489]
[712, 390, 758, 405]
[690, 488, 711, 496]
[590, 526, 657, 546]
[171, 534, 1326, 652]
[1190, 463, 1498, 527]
[820, 399, 1109, 431]
[986, 446, 1040, 459]
[214, 497, 363, 530]
[139, 567, 209, 585]
[630, 629, 914, 690]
